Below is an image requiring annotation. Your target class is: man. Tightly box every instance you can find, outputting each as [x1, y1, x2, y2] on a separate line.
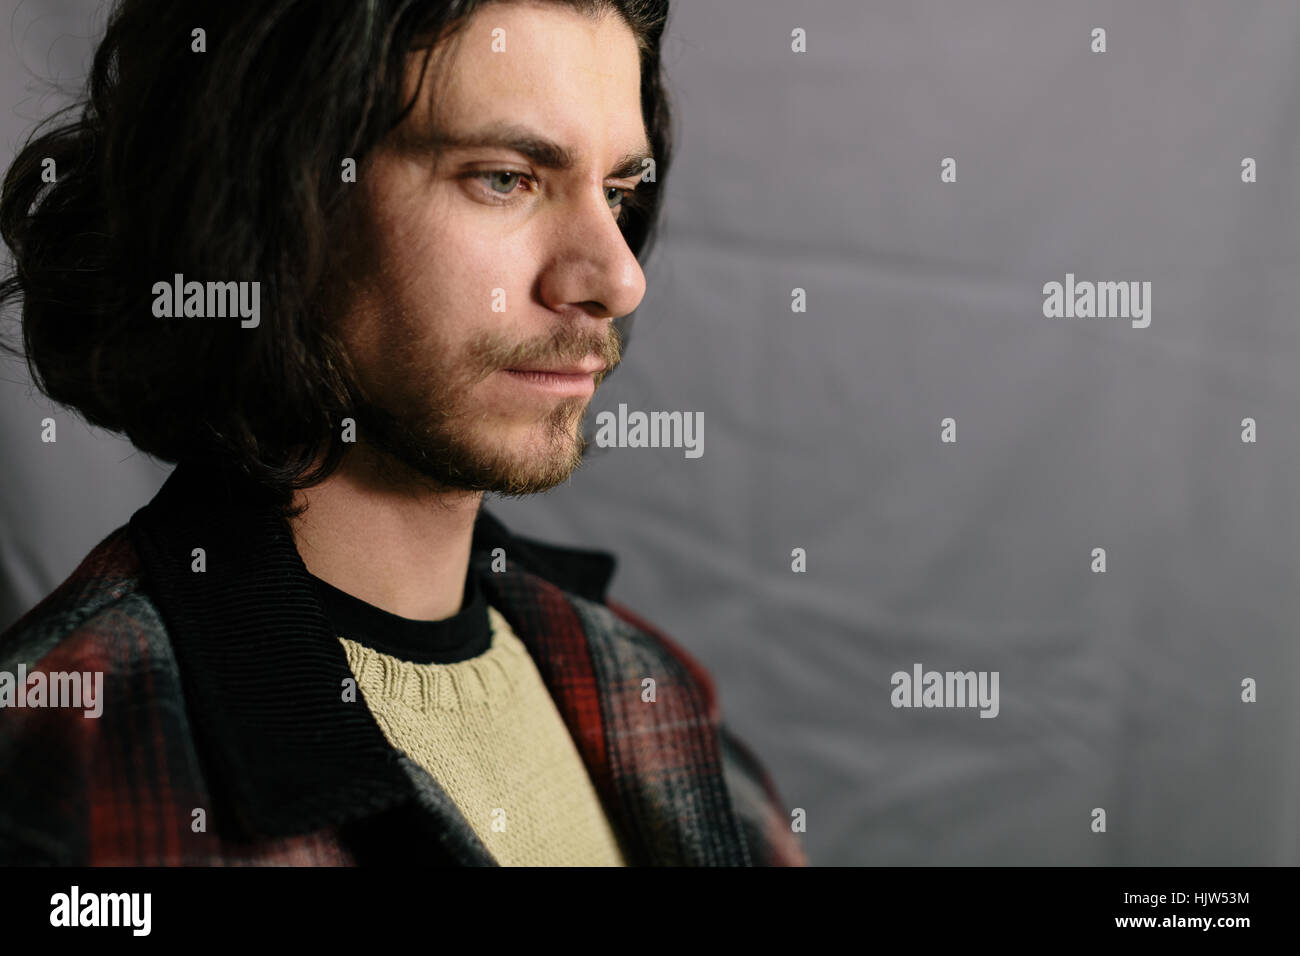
[0, 0, 807, 866]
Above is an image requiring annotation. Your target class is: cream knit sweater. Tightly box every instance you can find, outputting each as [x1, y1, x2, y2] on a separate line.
[338, 605, 628, 866]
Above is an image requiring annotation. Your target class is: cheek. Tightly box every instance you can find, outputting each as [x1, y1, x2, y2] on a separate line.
[347, 170, 540, 357]
[431, 222, 537, 323]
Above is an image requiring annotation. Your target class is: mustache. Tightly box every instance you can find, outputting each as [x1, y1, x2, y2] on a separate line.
[470, 325, 624, 381]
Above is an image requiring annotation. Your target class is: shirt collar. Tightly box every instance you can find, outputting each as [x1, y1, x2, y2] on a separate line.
[126, 458, 616, 841]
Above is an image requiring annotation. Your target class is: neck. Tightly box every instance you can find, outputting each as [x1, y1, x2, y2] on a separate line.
[287, 445, 483, 621]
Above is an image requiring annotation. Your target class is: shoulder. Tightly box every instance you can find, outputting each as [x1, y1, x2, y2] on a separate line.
[604, 600, 808, 865]
[0, 522, 167, 665]
[0, 526, 196, 864]
[0, 524, 169, 670]
[603, 598, 722, 721]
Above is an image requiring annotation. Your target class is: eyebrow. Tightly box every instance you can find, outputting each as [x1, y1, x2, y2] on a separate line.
[421, 121, 653, 180]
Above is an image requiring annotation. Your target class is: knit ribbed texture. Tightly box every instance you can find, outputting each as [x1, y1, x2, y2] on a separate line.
[338, 606, 628, 866]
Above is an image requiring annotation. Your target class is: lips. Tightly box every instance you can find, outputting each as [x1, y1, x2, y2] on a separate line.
[501, 366, 600, 397]
[505, 358, 606, 375]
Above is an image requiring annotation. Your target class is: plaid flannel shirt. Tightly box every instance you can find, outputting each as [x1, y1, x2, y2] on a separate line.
[0, 461, 807, 866]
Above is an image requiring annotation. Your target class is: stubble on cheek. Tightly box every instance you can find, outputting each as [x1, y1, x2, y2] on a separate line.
[311, 156, 620, 491]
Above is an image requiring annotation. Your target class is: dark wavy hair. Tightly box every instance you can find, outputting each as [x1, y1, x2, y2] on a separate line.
[0, 0, 673, 515]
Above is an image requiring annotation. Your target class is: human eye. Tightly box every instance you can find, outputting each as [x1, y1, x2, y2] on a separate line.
[465, 169, 536, 202]
[606, 185, 638, 221]
[464, 169, 635, 222]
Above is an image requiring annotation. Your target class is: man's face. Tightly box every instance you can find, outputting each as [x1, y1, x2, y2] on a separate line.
[326, 1, 649, 495]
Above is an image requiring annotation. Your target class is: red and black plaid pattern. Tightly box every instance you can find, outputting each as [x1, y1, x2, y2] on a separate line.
[0, 467, 808, 867]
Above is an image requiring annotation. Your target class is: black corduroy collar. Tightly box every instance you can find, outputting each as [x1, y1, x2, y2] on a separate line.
[126, 459, 617, 842]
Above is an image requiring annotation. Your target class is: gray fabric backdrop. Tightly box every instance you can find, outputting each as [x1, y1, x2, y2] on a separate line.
[3, 0, 1298, 866]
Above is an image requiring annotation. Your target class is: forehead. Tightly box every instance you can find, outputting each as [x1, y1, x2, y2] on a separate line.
[405, 3, 646, 154]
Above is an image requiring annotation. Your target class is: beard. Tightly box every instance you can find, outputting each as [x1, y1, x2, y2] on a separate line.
[347, 321, 622, 497]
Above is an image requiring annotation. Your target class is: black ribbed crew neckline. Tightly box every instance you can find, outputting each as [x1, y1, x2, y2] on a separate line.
[307, 565, 492, 664]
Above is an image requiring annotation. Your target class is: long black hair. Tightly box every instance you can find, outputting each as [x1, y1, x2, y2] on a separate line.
[0, 0, 673, 514]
